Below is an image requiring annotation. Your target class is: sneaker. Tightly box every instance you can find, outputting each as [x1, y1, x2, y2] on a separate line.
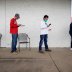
[11, 50, 18, 53]
[45, 49, 52, 52]
[15, 50, 18, 53]
[11, 51, 14, 53]
[70, 48, 72, 50]
[39, 50, 44, 53]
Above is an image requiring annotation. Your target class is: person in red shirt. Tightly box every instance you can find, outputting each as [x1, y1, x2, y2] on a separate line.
[10, 13, 21, 53]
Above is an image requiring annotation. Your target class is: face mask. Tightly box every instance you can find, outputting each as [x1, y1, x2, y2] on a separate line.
[44, 20, 48, 22]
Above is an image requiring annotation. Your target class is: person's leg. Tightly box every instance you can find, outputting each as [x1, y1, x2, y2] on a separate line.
[11, 34, 15, 52]
[14, 34, 18, 51]
[71, 36, 72, 48]
[44, 34, 51, 52]
[44, 34, 48, 50]
[70, 36, 72, 50]
[39, 35, 44, 51]
[11, 34, 18, 52]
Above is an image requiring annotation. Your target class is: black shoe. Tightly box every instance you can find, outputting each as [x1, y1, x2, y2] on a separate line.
[45, 49, 52, 52]
[39, 50, 44, 53]
[15, 50, 18, 53]
[11, 51, 14, 53]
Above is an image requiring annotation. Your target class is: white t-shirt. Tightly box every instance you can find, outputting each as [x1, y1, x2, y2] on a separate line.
[40, 20, 50, 35]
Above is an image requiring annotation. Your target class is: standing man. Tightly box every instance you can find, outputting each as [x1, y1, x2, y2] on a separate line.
[10, 13, 21, 53]
[69, 22, 72, 50]
[39, 15, 51, 53]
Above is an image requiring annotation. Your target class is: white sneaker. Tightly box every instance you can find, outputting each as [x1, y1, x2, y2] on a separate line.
[70, 48, 72, 50]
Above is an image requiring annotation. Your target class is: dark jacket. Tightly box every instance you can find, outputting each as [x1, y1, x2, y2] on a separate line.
[69, 22, 72, 36]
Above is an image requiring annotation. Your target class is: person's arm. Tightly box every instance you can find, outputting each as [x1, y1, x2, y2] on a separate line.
[47, 19, 51, 27]
[47, 21, 52, 31]
[41, 24, 51, 30]
[47, 24, 51, 27]
[11, 24, 19, 28]
[69, 23, 72, 36]
[10, 19, 21, 28]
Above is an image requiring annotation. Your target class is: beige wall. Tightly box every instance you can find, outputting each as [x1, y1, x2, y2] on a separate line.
[0, 0, 71, 48]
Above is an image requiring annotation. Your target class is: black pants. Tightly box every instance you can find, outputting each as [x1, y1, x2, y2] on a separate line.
[71, 36, 72, 48]
[39, 34, 48, 51]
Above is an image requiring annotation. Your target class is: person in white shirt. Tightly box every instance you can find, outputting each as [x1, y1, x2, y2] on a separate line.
[39, 15, 51, 53]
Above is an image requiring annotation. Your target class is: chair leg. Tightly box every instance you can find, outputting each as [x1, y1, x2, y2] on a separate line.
[26, 43, 27, 49]
[29, 43, 31, 50]
[18, 43, 20, 52]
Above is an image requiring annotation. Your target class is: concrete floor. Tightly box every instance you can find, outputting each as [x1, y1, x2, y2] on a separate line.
[0, 48, 72, 72]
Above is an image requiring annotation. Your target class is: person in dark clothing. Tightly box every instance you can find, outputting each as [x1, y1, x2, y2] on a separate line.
[69, 22, 72, 50]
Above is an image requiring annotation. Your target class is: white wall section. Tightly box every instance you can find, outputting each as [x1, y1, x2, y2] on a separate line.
[0, 0, 6, 47]
[0, 0, 71, 48]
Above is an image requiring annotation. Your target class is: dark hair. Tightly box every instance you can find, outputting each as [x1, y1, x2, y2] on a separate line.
[15, 13, 20, 18]
[44, 15, 49, 18]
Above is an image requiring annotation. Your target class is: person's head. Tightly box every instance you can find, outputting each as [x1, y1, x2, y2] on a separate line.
[43, 15, 49, 22]
[14, 13, 20, 20]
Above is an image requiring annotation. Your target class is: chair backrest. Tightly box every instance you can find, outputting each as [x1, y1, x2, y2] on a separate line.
[18, 33, 28, 42]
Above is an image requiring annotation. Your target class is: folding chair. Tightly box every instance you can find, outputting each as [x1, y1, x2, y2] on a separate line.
[18, 33, 30, 52]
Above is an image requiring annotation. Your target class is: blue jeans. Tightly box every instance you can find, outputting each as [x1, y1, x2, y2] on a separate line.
[39, 34, 48, 51]
[11, 34, 18, 52]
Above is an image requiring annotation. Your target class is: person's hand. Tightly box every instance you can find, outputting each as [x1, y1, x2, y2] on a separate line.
[49, 24, 51, 26]
[18, 24, 25, 27]
[48, 29, 51, 31]
[21, 25, 25, 26]
[18, 24, 21, 26]
[47, 23, 51, 27]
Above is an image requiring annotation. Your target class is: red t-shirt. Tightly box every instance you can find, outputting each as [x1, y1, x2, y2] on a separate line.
[10, 18, 18, 34]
